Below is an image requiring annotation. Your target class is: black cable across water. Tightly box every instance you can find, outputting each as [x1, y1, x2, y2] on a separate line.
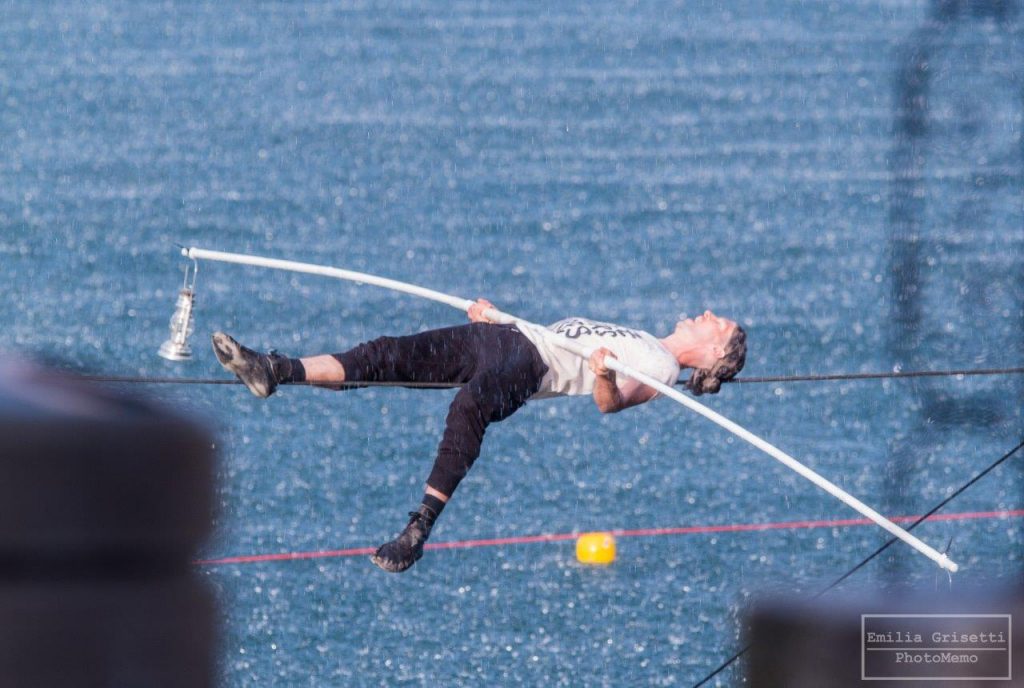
[691, 437, 1024, 688]
[732, 366, 1024, 384]
[81, 366, 1024, 387]
[80, 376, 457, 389]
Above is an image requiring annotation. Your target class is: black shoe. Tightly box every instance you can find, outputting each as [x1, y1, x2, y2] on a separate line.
[211, 332, 289, 398]
[371, 509, 434, 573]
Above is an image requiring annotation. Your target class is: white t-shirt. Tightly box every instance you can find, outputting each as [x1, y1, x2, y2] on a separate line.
[517, 317, 681, 399]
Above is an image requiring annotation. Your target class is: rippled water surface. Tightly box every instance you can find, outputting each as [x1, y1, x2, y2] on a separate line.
[2, 1, 1022, 685]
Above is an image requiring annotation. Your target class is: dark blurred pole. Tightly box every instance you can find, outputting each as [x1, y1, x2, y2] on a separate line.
[887, 0, 1023, 577]
[746, 588, 1023, 687]
[0, 361, 216, 687]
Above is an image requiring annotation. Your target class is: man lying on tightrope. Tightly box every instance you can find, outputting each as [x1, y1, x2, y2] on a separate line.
[211, 301, 747, 573]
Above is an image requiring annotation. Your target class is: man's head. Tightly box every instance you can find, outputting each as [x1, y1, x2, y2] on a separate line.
[674, 311, 747, 395]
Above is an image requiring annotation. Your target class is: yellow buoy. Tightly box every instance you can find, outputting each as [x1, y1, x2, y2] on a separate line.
[576, 532, 616, 565]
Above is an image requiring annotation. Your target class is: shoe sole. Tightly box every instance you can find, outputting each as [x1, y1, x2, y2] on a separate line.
[370, 551, 416, 573]
[211, 332, 274, 398]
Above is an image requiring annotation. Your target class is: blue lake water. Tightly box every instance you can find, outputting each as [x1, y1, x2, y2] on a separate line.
[2, 1, 1022, 685]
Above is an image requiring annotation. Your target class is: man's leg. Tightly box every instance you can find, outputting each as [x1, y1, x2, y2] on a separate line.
[212, 325, 481, 396]
[214, 324, 547, 573]
[371, 329, 546, 573]
[300, 355, 345, 382]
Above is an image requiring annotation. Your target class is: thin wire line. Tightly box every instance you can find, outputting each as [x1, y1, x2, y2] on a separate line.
[733, 367, 1024, 384]
[733, 368, 1019, 384]
[80, 365, 1024, 387]
[80, 377, 459, 389]
[691, 437, 1024, 688]
[195, 509, 1023, 567]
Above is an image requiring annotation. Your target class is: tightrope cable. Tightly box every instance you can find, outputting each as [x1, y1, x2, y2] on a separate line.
[81, 365, 1024, 387]
[81, 376, 457, 388]
[733, 367, 1024, 384]
[691, 437, 1024, 688]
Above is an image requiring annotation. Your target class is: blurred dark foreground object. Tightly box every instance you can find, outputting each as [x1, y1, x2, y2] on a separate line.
[746, 586, 1024, 687]
[0, 361, 216, 687]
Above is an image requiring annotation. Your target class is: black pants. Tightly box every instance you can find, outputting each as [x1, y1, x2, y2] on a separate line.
[333, 323, 548, 497]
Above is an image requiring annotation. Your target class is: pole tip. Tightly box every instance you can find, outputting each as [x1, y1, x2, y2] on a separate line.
[939, 554, 959, 573]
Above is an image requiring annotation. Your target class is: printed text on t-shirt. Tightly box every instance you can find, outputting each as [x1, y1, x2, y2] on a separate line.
[553, 319, 643, 340]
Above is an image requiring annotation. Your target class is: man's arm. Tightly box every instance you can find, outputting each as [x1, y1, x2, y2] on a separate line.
[589, 348, 659, 414]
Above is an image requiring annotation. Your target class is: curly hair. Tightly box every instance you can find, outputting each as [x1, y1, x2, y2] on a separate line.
[685, 325, 747, 396]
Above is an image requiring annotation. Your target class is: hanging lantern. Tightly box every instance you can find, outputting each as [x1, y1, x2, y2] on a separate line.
[158, 260, 198, 361]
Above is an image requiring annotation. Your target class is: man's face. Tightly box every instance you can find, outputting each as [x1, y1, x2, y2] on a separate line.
[676, 311, 737, 368]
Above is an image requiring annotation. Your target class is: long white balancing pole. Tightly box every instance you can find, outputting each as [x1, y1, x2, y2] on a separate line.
[183, 246, 958, 573]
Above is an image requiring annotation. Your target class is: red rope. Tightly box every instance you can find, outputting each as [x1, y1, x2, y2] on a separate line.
[195, 508, 1024, 567]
